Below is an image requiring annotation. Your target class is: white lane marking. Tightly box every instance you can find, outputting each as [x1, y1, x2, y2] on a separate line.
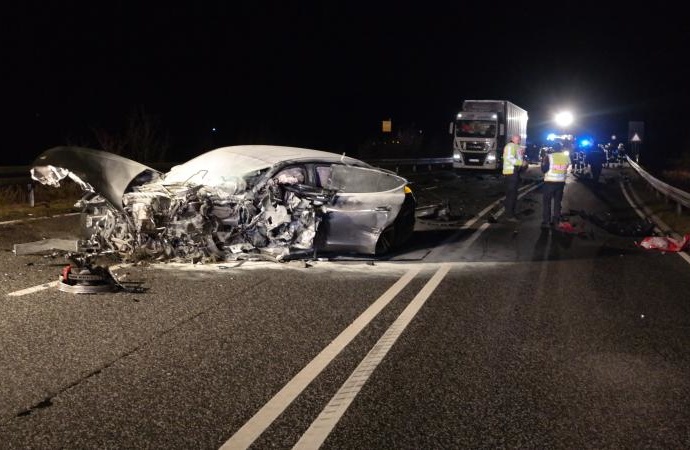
[461, 181, 541, 230]
[620, 181, 690, 265]
[293, 263, 452, 450]
[0, 212, 80, 226]
[619, 180, 661, 233]
[7, 281, 58, 297]
[6, 263, 130, 297]
[426, 182, 541, 261]
[219, 267, 422, 450]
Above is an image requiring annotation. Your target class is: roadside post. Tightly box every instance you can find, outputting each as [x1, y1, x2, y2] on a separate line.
[27, 183, 34, 207]
[628, 121, 644, 163]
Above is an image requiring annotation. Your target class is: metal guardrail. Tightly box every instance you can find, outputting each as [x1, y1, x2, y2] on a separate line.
[0, 166, 31, 186]
[626, 155, 690, 214]
[0, 164, 179, 187]
[0, 166, 31, 175]
[365, 157, 453, 165]
[364, 157, 454, 172]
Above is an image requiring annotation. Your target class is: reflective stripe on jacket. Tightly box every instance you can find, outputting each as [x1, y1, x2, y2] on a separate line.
[544, 152, 570, 182]
[502, 142, 523, 175]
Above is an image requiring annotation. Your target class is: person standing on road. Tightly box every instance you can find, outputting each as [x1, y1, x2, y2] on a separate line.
[541, 142, 571, 229]
[502, 134, 527, 222]
[586, 144, 606, 183]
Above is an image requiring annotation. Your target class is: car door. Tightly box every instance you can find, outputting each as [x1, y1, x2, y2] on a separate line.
[320, 164, 406, 254]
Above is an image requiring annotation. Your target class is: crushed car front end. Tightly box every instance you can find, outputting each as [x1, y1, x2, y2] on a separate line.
[31, 145, 414, 262]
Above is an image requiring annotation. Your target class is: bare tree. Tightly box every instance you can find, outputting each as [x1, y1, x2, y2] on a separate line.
[91, 127, 127, 156]
[92, 106, 170, 162]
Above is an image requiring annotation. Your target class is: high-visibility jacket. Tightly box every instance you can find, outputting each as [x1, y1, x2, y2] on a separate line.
[502, 142, 523, 175]
[544, 152, 571, 182]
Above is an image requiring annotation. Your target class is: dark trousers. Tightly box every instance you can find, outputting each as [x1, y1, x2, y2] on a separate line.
[591, 165, 602, 182]
[542, 181, 565, 224]
[504, 171, 520, 217]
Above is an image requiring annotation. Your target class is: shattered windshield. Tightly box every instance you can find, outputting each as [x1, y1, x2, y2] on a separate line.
[455, 120, 497, 138]
[161, 151, 273, 192]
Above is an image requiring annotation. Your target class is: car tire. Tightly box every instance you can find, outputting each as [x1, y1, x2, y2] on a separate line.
[392, 195, 416, 248]
[375, 226, 395, 256]
[375, 195, 416, 256]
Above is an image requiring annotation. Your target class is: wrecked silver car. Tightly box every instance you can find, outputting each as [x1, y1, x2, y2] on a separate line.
[31, 145, 416, 262]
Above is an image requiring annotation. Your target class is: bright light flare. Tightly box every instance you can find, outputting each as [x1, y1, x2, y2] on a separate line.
[554, 111, 574, 127]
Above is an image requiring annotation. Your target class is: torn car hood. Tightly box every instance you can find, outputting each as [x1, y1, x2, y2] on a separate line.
[31, 146, 161, 211]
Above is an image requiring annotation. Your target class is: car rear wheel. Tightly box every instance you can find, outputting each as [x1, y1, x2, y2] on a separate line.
[375, 226, 395, 255]
[374, 195, 415, 256]
[393, 195, 416, 247]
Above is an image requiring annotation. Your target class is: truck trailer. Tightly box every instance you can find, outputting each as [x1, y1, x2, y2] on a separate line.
[450, 100, 528, 171]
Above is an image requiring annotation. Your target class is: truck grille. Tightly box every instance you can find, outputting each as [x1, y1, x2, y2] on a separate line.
[463, 142, 486, 152]
[461, 152, 486, 165]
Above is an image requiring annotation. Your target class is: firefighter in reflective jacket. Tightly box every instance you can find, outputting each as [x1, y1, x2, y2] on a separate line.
[541, 142, 571, 228]
[502, 134, 527, 221]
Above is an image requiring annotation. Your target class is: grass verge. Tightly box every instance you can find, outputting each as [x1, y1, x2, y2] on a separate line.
[627, 168, 690, 237]
[0, 181, 82, 222]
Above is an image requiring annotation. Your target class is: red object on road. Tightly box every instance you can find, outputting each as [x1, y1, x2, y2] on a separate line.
[61, 265, 71, 281]
[557, 222, 577, 233]
[637, 235, 690, 252]
[555, 221, 586, 236]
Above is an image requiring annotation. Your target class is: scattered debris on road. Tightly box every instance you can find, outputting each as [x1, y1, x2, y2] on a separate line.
[570, 210, 655, 237]
[13, 239, 81, 255]
[58, 263, 120, 294]
[637, 234, 690, 253]
[555, 221, 587, 236]
[416, 200, 465, 227]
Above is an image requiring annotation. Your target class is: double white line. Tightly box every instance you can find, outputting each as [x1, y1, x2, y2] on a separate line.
[222, 181, 542, 449]
[220, 263, 450, 450]
[6, 182, 538, 448]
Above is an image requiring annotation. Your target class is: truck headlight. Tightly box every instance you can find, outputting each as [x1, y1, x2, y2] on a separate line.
[486, 152, 497, 163]
[453, 150, 462, 161]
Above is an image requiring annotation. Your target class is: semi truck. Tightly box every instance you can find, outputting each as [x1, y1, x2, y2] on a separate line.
[450, 100, 528, 171]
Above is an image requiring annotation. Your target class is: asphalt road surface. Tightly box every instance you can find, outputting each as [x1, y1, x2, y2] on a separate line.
[1, 166, 689, 449]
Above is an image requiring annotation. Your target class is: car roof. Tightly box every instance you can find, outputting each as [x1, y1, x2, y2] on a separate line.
[163, 145, 369, 185]
[191, 145, 363, 166]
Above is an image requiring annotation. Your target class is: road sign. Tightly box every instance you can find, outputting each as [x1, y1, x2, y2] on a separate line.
[628, 121, 644, 143]
[628, 121, 644, 163]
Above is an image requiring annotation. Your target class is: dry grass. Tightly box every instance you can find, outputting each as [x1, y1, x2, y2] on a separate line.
[659, 169, 690, 192]
[0, 180, 83, 221]
[629, 172, 690, 236]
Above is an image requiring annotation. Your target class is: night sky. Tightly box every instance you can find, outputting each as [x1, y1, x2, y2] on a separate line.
[4, 2, 689, 166]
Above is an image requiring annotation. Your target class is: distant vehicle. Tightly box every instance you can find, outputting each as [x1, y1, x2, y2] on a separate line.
[449, 100, 528, 171]
[30, 145, 417, 261]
